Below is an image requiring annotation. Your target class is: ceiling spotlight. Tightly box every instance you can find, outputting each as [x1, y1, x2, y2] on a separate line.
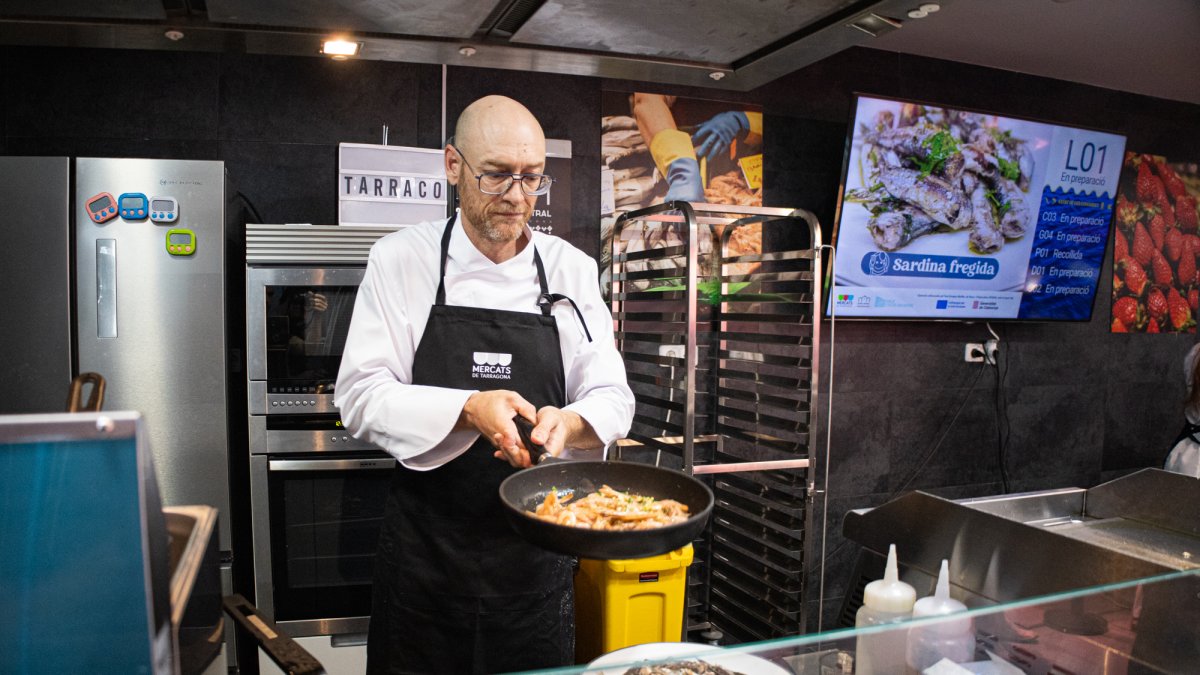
[164, 29, 184, 42]
[849, 13, 903, 36]
[459, 46, 477, 57]
[321, 38, 361, 60]
[709, 71, 726, 81]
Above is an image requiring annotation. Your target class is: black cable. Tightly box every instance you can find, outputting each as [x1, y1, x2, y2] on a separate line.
[997, 329, 1012, 493]
[891, 360, 991, 497]
[235, 191, 265, 224]
[820, 336, 1002, 569]
[994, 341, 1006, 493]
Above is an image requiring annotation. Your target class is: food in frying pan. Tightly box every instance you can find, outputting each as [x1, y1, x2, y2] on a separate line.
[622, 660, 745, 675]
[530, 485, 690, 530]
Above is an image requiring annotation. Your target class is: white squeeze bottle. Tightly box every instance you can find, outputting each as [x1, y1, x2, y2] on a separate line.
[905, 559, 974, 673]
[855, 544, 916, 675]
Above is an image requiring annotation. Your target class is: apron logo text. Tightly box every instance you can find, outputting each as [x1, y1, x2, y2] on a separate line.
[472, 352, 513, 380]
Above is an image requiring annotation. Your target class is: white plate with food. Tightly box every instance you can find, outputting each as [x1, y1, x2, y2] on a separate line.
[585, 641, 791, 675]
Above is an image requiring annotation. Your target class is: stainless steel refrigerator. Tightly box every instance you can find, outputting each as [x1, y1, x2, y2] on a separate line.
[0, 156, 232, 554]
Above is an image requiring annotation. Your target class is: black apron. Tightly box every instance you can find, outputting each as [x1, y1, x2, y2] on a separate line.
[367, 215, 577, 675]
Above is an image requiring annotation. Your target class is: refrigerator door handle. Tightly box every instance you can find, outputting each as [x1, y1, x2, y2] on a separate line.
[96, 238, 117, 338]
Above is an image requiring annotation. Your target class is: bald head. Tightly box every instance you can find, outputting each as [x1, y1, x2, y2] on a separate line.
[447, 95, 549, 261]
[453, 95, 545, 160]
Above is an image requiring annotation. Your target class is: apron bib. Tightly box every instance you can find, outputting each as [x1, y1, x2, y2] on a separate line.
[367, 216, 577, 675]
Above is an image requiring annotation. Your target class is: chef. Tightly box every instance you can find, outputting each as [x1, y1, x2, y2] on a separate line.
[334, 95, 635, 674]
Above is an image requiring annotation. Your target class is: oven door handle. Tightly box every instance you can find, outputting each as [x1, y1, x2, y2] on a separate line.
[268, 458, 397, 471]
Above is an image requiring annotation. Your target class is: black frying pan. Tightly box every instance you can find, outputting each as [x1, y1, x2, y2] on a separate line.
[498, 416, 714, 560]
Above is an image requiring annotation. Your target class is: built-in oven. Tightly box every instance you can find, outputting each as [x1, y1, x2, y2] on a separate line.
[243, 226, 404, 675]
[249, 450, 392, 632]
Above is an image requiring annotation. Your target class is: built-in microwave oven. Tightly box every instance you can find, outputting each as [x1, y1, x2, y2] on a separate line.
[246, 266, 367, 417]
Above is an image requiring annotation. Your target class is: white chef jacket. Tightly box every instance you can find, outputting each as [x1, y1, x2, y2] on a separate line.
[334, 216, 635, 470]
[1166, 342, 1200, 478]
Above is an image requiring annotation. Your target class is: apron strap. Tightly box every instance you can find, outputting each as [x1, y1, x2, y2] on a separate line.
[1174, 420, 1200, 447]
[435, 212, 458, 306]
[539, 292, 594, 343]
[532, 248, 552, 316]
[533, 240, 593, 342]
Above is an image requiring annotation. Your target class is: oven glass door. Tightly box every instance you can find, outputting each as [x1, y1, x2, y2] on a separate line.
[264, 284, 359, 394]
[247, 267, 367, 395]
[267, 455, 393, 622]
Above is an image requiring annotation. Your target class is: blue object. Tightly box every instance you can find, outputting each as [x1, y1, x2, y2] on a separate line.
[663, 157, 705, 204]
[691, 111, 750, 164]
[0, 413, 171, 675]
[118, 192, 150, 220]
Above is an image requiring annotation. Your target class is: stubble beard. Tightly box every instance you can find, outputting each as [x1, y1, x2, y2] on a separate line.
[461, 193, 528, 244]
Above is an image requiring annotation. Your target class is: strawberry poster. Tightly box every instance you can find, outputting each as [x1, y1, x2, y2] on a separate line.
[1111, 153, 1200, 333]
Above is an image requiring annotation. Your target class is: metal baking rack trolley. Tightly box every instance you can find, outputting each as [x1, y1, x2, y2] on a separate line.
[610, 201, 825, 644]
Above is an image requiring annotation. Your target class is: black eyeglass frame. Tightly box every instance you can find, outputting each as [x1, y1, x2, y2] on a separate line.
[448, 144, 555, 196]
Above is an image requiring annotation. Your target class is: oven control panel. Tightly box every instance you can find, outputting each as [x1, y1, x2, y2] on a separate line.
[248, 415, 376, 454]
[271, 398, 319, 408]
[251, 381, 340, 415]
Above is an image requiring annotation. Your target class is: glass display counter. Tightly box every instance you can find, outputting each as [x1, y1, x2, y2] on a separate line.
[512, 568, 1200, 674]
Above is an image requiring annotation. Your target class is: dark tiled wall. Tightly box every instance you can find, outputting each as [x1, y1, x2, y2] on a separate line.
[4, 44, 1199, 636]
[0, 47, 442, 223]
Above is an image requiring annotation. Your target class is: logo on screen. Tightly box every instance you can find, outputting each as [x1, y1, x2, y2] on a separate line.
[836, 294, 854, 306]
[936, 300, 949, 309]
[867, 252, 890, 276]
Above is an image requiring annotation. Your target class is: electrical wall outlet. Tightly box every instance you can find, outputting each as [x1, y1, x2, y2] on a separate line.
[964, 343, 985, 363]
[658, 345, 684, 359]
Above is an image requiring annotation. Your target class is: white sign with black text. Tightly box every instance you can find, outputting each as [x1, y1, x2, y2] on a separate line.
[338, 143, 448, 227]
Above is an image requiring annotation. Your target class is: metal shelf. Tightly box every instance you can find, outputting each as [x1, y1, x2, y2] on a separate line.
[610, 201, 824, 643]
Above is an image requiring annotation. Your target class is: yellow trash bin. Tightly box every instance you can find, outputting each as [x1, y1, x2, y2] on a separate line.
[575, 545, 695, 663]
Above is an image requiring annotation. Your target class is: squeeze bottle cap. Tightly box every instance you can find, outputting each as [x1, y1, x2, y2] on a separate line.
[862, 544, 917, 614]
[912, 559, 972, 635]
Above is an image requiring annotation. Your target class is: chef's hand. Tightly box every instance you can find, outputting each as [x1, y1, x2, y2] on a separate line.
[304, 291, 328, 312]
[458, 390, 538, 468]
[530, 406, 603, 457]
[691, 111, 750, 164]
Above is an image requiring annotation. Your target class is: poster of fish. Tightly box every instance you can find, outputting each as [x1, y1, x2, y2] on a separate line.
[598, 92, 764, 297]
[829, 94, 1126, 321]
[1110, 153, 1200, 334]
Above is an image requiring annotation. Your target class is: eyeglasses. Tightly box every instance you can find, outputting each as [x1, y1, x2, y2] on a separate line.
[450, 144, 555, 196]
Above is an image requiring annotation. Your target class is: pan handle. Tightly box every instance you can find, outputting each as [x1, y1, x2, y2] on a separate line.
[66, 372, 106, 413]
[513, 414, 555, 464]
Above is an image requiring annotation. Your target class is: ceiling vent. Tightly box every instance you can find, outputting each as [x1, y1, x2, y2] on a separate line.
[480, 0, 546, 39]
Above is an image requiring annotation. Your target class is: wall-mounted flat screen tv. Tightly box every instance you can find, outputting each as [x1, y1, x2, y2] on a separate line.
[826, 94, 1127, 321]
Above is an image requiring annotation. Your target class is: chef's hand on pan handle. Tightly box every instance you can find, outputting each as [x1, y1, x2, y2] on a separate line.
[459, 390, 538, 468]
[530, 406, 603, 456]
